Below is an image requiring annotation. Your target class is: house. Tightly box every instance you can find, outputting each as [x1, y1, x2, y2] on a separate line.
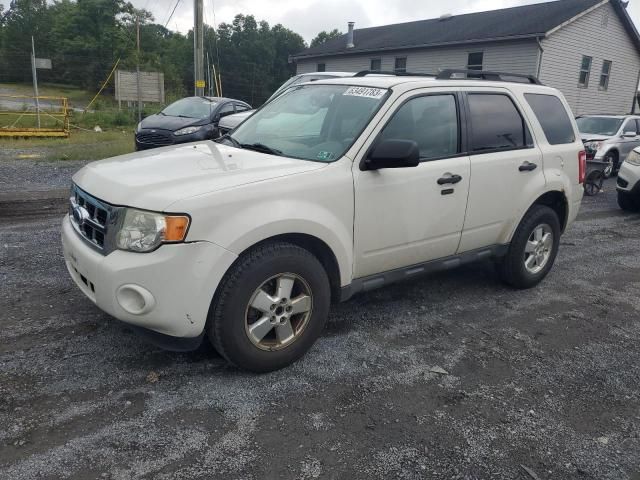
[291, 0, 640, 116]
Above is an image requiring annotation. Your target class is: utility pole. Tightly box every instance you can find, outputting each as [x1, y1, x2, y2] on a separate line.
[194, 0, 205, 96]
[30, 36, 41, 128]
[136, 15, 142, 122]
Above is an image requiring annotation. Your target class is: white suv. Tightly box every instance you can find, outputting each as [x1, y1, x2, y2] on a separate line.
[62, 71, 585, 372]
[617, 146, 640, 211]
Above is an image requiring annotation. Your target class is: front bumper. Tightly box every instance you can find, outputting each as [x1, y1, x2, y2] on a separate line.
[61, 215, 237, 341]
[616, 162, 640, 194]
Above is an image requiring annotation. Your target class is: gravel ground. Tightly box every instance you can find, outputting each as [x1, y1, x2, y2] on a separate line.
[1, 177, 639, 479]
[0, 158, 89, 193]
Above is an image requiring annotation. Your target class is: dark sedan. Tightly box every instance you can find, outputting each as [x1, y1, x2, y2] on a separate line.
[135, 96, 251, 150]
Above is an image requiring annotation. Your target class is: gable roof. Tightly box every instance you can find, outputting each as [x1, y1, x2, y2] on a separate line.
[293, 0, 640, 60]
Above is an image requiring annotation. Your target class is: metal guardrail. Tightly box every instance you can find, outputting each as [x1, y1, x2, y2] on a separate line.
[0, 95, 70, 137]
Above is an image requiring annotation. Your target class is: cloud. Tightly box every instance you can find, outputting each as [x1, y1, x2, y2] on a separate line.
[131, 0, 640, 44]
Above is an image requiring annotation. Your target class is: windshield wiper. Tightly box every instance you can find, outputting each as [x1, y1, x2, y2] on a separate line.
[240, 142, 283, 156]
[216, 133, 241, 148]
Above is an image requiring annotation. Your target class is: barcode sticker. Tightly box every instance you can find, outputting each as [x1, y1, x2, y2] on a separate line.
[343, 86, 387, 99]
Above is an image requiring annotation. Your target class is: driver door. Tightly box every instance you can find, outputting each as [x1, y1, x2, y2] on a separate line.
[352, 90, 471, 278]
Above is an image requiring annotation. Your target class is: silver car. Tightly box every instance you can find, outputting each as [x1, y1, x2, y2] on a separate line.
[577, 115, 640, 177]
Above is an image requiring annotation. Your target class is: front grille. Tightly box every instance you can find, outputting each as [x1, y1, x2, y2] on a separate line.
[136, 131, 173, 146]
[617, 177, 629, 189]
[69, 186, 116, 253]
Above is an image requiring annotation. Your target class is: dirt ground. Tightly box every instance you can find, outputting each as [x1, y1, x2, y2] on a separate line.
[1, 178, 639, 479]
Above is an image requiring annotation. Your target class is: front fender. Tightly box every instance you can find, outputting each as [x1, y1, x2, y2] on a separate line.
[172, 161, 355, 286]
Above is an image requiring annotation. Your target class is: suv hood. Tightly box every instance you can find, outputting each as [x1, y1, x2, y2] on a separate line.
[73, 141, 326, 211]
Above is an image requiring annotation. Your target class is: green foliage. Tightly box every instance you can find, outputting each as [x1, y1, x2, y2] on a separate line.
[0, 3, 310, 107]
[310, 29, 343, 48]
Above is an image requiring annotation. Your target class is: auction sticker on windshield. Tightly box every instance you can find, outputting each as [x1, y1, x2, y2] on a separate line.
[343, 86, 387, 99]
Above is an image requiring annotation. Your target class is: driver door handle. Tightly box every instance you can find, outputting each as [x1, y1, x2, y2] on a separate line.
[519, 161, 538, 172]
[437, 174, 462, 185]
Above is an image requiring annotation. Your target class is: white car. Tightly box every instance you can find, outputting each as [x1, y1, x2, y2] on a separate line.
[617, 147, 640, 211]
[217, 72, 355, 136]
[62, 71, 585, 372]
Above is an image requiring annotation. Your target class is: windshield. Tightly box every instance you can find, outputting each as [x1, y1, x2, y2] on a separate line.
[265, 74, 342, 103]
[576, 117, 623, 136]
[227, 84, 389, 162]
[161, 97, 217, 119]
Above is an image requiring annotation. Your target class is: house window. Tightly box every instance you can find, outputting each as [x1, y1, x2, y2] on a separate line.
[467, 52, 484, 71]
[370, 58, 381, 72]
[316, 63, 326, 72]
[579, 55, 592, 87]
[394, 57, 407, 73]
[599, 60, 612, 90]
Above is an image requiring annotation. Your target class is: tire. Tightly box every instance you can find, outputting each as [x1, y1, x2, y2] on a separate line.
[603, 151, 619, 178]
[584, 170, 604, 196]
[498, 205, 561, 289]
[617, 191, 640, 212]
[208, 241, 330, 372]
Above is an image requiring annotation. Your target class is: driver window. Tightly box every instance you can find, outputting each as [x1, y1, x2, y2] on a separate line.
[379, 94, 459, 160]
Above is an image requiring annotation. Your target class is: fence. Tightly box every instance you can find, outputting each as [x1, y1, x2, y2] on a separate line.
[0, 95, 70, 137]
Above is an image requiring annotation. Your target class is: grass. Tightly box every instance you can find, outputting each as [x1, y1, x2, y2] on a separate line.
[1, 129, 135, 161]
[0, 82, 94, 107]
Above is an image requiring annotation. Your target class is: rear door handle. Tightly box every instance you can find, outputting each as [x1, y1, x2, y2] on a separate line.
[437, 174, 462, 185]
[519, 162, 537, 172]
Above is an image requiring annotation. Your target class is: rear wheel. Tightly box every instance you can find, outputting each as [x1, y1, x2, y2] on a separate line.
[498, 205, 561, 289]
[617, 191, 640, 212]
[208, 242, 330, 372]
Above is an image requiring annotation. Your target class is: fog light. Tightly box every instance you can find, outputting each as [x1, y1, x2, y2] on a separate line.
[116, 284, 156, 315]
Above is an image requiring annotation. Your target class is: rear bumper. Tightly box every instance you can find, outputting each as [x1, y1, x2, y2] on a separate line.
[61, 215, 238, 341]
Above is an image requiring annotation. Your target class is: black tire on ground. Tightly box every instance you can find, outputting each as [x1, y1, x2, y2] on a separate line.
[584, 170, 604, 196]
[498, 205, 561, 289]
[617, 191, 640, 212]
[208, 241, 331, 372]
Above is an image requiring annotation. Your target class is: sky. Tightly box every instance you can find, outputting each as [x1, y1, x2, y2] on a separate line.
[131, 0, 640, 44]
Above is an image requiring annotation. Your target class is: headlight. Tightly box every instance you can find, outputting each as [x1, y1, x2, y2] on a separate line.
[174, 126, 202, 136]
[135, 122, 142, 132]
[627, 149, 640, 166]
[584, 141, 603, 151]
[116, 208, 190, 253]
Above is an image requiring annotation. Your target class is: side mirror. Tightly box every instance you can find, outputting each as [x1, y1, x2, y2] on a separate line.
[623, 131, 637, 138]
[362, 139, 420, 170]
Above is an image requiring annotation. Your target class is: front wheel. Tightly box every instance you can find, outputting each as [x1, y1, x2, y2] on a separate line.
[603, 152, 619, 178]
[208, 242, 330, 372]
[498, 205, 561, 289]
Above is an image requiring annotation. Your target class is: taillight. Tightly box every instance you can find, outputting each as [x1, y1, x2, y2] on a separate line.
[578, 150, 586, 184]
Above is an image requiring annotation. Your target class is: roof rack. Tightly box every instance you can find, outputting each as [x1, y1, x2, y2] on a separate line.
[436, 69, 542, 85]
[354, 70, 436, 77]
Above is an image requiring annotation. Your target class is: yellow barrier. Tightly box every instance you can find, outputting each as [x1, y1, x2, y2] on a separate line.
[0, 95, 70, 137]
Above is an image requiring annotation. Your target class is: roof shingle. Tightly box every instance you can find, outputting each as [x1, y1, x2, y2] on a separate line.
[293, 0, 617, 59]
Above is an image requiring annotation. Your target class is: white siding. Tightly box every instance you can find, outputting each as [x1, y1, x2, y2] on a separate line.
[296, 40, 540, 77]
[539, 2, 640, 115]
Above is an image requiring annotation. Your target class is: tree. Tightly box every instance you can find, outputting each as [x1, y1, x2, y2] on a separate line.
[310, 29, 342, 48]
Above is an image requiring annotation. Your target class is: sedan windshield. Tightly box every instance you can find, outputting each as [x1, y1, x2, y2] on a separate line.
[576, 117, 623, 136]
[227, 84, 389, 162]
[161, 97, 217, 119]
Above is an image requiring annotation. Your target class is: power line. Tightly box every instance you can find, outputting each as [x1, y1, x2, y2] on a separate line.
[164, 0, 182, 28]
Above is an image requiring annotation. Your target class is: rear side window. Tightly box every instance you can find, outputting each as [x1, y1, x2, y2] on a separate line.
[468, 94, 531, 152]
[524, 94, 575, 145]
